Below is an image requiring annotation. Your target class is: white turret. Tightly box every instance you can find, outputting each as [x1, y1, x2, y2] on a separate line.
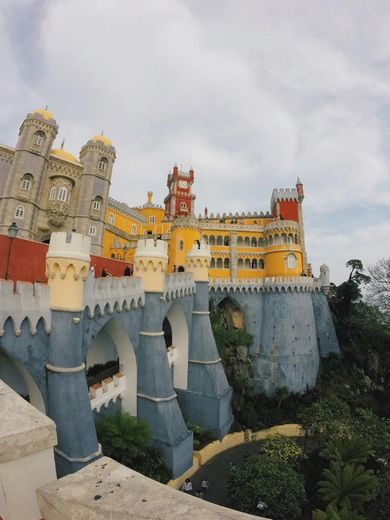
[186, 240, 211, 282]
[134, 239, 168, 292]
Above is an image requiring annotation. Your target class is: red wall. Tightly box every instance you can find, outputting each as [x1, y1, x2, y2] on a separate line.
[0, 235, 130, 283]
[278, 200, 299, 222]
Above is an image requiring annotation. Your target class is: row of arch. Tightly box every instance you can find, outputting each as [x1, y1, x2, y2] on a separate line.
[210, 258, 265, 269]
[204, 233, 300, 247]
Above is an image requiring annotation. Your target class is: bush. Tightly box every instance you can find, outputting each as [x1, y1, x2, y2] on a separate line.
[131, 447, 172, 483]
[186, 422, 215, 450]
[228, 454, 306, 520]
[260, 434, 304, 469]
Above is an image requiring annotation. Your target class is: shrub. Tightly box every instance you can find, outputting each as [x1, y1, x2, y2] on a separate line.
[260, 434, 304, 468]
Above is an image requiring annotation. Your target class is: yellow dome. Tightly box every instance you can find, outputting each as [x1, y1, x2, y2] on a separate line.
[51, 148, 79, 163]
[90, 134, 112, 147]
[32, 108, 55, 121]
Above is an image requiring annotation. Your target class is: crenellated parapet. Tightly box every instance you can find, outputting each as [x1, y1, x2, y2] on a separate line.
[210, 276, 323, 294]
[134, 239, 168, 292]
[46, 232, 91, 311]
[0, 280, 50, 336]
[84, 275, 145, 317]
[163, 273, 196, 300]
[270, 187, 299, 207]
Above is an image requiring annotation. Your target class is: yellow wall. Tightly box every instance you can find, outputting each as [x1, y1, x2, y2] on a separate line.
[168, 226, 200, 272]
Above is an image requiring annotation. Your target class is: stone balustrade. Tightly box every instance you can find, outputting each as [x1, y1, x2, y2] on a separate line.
[164, 272, 196, 300]
[89, 372, 125, 413]
[210, 276, 323, 293]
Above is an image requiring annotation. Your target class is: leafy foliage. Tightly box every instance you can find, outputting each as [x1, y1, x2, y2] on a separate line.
[130, 447, 172, 483]
[186, 422, 215, 450]
[320, 435, 373, 466]
[312, 505, 365, 520]
[318, 461, 378, 512]
[260, 434, 304, 468]
[228, 455, 306, 520]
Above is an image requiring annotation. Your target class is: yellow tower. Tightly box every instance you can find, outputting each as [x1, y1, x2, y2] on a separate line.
[168, 217, 201, 272]
[133, 238, 168, 292]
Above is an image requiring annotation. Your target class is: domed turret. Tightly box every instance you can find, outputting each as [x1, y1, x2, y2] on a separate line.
[31, 108, 56, 122]
[51, 144, 79, 164]
[89, 134, 112, 147]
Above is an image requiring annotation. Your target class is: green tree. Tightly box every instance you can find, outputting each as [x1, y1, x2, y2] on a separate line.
[228, 455, 306, 520]
[367, 257, 390, 314]
[96, 412, 151, 466]
[260, 434, 304, 468]
[312, 505, 365, 520]
[320, 435, 373, 466]
[318, 461, 378, 512]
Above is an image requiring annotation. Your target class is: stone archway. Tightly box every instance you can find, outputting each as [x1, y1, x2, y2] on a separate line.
[0, 347, 45, 413]
[163, 303, 189, 390]
[86, 318, 137, 416]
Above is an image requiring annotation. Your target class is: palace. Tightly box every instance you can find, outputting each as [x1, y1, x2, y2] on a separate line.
[0, 109, 310, 281]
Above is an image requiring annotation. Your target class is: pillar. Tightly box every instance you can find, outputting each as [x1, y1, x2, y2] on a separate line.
[179, 242, 233, 438]
[46, 232, 100, 477]
[134, 239, 193, 478]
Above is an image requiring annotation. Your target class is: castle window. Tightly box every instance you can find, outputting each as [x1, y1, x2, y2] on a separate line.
[149, 216, 155, 223]
[49, 186, 56, 200]
[57, 186, 68, 202]
[209, 235, 215, 246]
[251, 237, 257, 247]
[21, 174, 33, 191]
[259, 259, 265, 269]
[109, 214, 115, 225]
[33, 131, 45, 146]
[244, 258, 251, 269]
[15, 204, 24, 219]
[180, 201, 187, 209]
[282, 234, 288, 244]
[131, 224, 137, 235]
[179, 240, 184, 250]
[210, 258, 216, 268]
[216, 236, 223, 246]
[216, 258, 223, 268]
[258, 237, 264, 247]
[92, 197, 102, 211]
[237, 258, 244, 268]
[224, 236, 229, 246]
[244, 237, 250, 246]
[224, 258, 230, 269]
[237, 236, 243, 246]
[287, 253, 297, 269]
[89, 225, 97, 236]
[252, 259, 258, 269]
[202, 235, 209, 244]
[98, 157, 108, 171]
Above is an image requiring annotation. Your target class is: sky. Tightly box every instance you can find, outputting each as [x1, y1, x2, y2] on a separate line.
[1, 0, 389, 283]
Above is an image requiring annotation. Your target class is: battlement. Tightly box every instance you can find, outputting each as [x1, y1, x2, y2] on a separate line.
[270, 188, 299, 208]
[134, 239, 168, 259]
[186, 241, 211, 259]
[0, 280, 50, 336]
[47, 232, 91, 261]
[164, 273, 196, 300]
[210, 276, 323, 294]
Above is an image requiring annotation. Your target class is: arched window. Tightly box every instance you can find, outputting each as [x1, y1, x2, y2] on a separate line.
[244, 237, 250, 246]
[49, 186, 56, 200]
[288, 233, 293, 243]
[131, 224, 137, 235]
[216, 258, 223, 268]
[15, 204, 24, 218]
[258, 237, 264, 247]
[224, 258, 230, 269]
[244, 259, 251, 269]
[223, 236, 229, 246]
[57, 186, 68, 202]
[251, 237, 257, 247]
[209, 235, 215, 246]
[210, 258, 216, 268]
[268, 236, 273, 245]
[109, 214, 115, 225]
[287, 253, 297, 269]
[282, 234, 288, 244]
[216, 236, 223, 245]
[92, 196, 102, 211]
[259, 259, 265, 269]
[294, 234, 299, 244]
[180, 201, 187, 210]
[33, 131, 45, 146]
[98, 157, 108, 171]
[202, 235, 209, 244]
[252, 259, 258, 269]
[237, 236, 243, 246]
[21, 173, 33, 191]
[237, 258, 244, 268]
[274, 234, 280, 244]
[149, 216, 155, 223]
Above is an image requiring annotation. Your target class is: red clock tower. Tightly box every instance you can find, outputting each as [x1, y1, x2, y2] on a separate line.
[164, 165, 196, 219]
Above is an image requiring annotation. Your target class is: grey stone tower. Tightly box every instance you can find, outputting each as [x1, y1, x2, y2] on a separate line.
[0, 109, 58, 239]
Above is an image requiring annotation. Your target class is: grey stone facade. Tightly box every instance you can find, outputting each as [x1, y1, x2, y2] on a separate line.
[0, 109, 115, 254]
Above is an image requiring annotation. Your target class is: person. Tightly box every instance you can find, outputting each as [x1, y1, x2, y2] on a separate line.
[101, 267, 111, 277]
[201, 476, 209, 493]
[124, 265, 131, 276]
[173, 265, 177, 273]
[181, 478, 193, 493]
[89, 264, 96, 277]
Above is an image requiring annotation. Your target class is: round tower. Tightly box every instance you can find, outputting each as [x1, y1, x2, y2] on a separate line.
[134, 238, 168, 292]
[0, 109, 58, 239]
[168, 217, 201, 272]
[77, 134, 116, 254]
[319, 263, 330, 294]
[46, 232, 91, 311]
[186, 240, 211, 281]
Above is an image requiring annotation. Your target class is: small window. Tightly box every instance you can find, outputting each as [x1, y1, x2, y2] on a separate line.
[21, 174, 32, 191]
[92, 198, 101, 211]
[259, 259, 265, 269]
[216, 258, 223, 268]
[149, 216, 155, 223]
[210, 258, 216, 268]
[131, 224, 137, 235]
[98, 157, 108, 171]
[180, 201, 187, 209]
[287, 253, 297, 269]
[216, 236, 223, 245]
[109, 214, 115, 225]
[237, 258, 244, 268]
[179, 240, 184, 250]
[89, 225, 96, 236]
[57, 186, 68, 202]
[49, 186, 56, 200]
[15, 205, 24, 218]
[224, 236, 229, 246]
[224, 258, 230, 269]
[33, 131, 45, 146]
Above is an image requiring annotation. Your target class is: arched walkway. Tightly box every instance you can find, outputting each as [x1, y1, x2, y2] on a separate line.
[163, 303, 189, 390]
[86, 318, 137, 416]
[0, 347, 45, 413]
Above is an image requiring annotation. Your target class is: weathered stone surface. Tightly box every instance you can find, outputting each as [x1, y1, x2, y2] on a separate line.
[38, 457, 267, 520]
[0, 380, 57, 463]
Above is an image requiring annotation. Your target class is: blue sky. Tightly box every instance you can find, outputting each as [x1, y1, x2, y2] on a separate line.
[1, 0, 389, 282]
